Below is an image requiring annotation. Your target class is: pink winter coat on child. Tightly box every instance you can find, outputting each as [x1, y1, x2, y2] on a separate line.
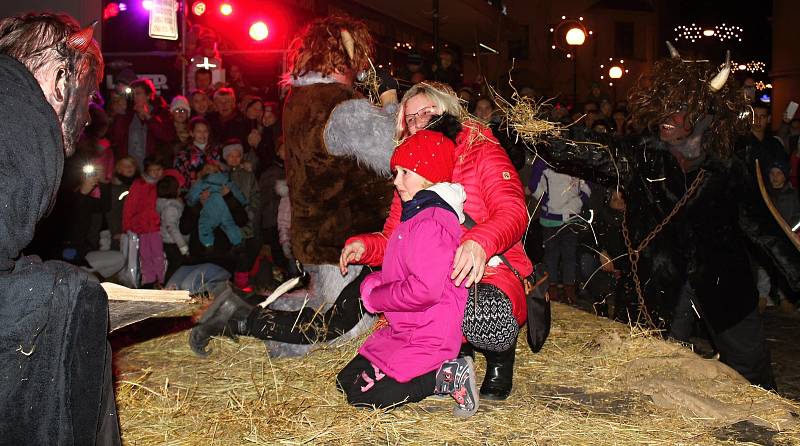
[359, 183, 468, 383]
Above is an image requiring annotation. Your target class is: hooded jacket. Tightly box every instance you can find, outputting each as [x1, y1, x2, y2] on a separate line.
[0, 54, 114, 444]
[359, 184, 468, 383]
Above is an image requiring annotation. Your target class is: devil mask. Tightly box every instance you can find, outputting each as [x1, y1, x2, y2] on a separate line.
[0, 14, 104, 156]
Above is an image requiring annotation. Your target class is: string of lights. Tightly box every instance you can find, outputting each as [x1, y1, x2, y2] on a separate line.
[730, 60, 765, 73]
[674, 23, 743, 42]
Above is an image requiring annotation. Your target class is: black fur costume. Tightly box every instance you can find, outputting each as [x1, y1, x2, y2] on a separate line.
[537, 54, 800, 388]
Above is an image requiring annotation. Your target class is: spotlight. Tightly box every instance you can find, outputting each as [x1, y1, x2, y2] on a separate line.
[220, 3, 232, 16]
[192, 1, 206, 16]
[249, 21, 269, 41]
[142, 0, 153, 11]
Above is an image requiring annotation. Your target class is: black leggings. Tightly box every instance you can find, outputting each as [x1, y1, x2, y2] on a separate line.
[336, 354, 436, 409]
[244, 267, 370, 344]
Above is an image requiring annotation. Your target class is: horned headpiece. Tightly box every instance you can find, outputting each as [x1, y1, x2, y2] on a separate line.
[626, 42, 748, 158]
[665, 41, 731, 92]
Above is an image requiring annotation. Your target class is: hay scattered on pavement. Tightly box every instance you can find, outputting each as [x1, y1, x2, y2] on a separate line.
[115, 304, 800, 445]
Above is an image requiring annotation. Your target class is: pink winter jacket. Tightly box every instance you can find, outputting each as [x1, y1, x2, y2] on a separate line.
[348, 122, 533, 324]
[359, 204, 468, 383]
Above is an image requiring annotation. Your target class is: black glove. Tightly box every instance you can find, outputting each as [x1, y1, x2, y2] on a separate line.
[376, 69, 399, 94]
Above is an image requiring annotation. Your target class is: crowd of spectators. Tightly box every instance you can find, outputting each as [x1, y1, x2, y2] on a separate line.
[26, 55, 800, 323]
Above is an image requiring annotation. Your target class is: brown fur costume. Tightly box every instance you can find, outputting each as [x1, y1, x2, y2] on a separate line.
[283, 16, 393, 265]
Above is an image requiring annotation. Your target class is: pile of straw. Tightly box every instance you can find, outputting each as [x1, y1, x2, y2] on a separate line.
[488, 85, 564, 147]
[115, 304, 800, 445]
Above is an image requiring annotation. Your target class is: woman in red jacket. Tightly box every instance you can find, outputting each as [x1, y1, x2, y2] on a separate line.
[340, 82, 533, 400]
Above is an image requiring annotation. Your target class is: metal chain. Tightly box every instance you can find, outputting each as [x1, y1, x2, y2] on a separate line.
[622, 169, 706, 329]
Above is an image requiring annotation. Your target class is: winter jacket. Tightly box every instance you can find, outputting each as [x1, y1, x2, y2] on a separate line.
[359, 184, 468, 383]
[770, 184, 800, 231]
[109, 107, 176, 162]
[122, 176, 160, 234]
[173, 142, 221, 188]
[532, 167, 591, 223]
[227, 166, 260, 238]
[156, 198, 188, 253]
[349, 122, 533, 324]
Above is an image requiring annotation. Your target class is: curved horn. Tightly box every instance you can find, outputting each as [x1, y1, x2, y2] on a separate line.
[666, 41, 680, 59]
[709, 50, 731, 92]
[66, 20, 98, 53]
[340, 29, 355, 60]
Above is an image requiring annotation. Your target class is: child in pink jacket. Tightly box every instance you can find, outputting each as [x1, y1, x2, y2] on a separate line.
[336, 128, 479, 417]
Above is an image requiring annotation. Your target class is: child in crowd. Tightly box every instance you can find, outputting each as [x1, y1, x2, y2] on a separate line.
[186, 162, 248, 248]
[107, 157, 138, 250]
[122, 156, 165, 287]
[336, 129, 479, 418]
[174, 117, 221, 188]
[757, 160, 800, 312]
[531, 160, 591, 303]
[157, 172, 189, 282]
[223, 142, 261, 290]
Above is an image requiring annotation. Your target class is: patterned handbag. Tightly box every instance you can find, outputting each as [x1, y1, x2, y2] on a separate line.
[463, 214, 551, 353]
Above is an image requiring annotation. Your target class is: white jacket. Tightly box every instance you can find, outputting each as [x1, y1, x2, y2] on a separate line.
[156, 198, 189, 253]
[533, 169, 590, 221]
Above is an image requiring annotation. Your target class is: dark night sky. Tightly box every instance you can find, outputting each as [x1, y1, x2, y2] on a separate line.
[668, 1, 773, 67]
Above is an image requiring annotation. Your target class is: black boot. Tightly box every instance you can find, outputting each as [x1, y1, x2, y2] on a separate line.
[479, 338, 517, 400]
[189, 287, 255, 357]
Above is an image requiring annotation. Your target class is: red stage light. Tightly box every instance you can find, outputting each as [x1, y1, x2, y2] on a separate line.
[192, 1, 206, 16]
[219, 3, 233, 16]
[103, 2, 121, 20]
[249, 21, 269, 41]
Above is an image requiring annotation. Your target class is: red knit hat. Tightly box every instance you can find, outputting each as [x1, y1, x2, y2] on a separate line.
[390, 129, 456, 184]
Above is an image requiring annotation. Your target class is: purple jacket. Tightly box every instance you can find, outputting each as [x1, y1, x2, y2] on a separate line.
[359, 186, 468, 383]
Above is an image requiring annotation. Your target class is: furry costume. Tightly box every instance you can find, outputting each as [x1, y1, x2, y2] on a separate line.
[535, 46, 799, 388]
[189, 15, 398, 359]
[284, 83, 394, 264]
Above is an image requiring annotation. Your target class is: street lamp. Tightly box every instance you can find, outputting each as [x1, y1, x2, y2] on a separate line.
[550, 17, 592, 105]
[566, 27, 586, 104]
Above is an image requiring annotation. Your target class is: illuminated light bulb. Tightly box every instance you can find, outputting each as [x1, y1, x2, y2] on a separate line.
[565, 27, 586, 46]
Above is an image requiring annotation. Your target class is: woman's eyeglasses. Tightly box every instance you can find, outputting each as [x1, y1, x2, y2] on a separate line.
[404, 106, 438, 128]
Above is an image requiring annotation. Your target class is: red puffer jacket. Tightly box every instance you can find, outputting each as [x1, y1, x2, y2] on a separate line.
[122, 177, 161, 234]
[347, 122, 533, 323]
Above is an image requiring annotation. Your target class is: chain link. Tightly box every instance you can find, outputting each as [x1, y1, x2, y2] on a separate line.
[622, 169, 706, 329]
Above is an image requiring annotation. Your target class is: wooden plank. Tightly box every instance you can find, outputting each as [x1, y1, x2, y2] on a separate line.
[101, 282, 192, 303]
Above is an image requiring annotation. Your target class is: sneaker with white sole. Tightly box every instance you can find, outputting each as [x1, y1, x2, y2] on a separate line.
[434, 357, 479, 417]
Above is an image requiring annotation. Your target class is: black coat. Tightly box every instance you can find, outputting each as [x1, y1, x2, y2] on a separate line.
[543, 129, 800, 333]
[0, 55, 115, 444]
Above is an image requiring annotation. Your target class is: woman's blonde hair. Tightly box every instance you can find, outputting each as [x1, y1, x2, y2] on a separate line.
[396, 81, 466, 138]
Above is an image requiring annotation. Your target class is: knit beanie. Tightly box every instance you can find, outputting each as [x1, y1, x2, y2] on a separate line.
[222, 142, 244, 159]
[390, 129, 455, 183]
[170, 95, 190, 112]
[771, 159, 790, 178]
